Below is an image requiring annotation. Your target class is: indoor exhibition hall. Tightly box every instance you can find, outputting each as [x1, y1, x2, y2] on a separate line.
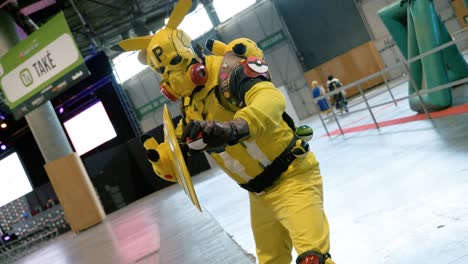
[0, 0, 468, 263]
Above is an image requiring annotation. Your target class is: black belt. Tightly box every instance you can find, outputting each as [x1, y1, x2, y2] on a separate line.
[239, 136, 298, 193]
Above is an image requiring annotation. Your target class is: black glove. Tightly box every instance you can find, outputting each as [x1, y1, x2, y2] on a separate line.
[182, 118, 250, 149]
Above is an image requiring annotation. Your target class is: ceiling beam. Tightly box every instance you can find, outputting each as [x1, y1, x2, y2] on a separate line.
[83, 0, 126, 11]
[68, 0, 101, 49]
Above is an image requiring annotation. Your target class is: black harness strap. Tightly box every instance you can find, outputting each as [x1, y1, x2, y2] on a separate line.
[239, 135, 298, 193]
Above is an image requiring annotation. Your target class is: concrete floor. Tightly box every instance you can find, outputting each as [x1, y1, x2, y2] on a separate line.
[12, 182, 256, 264]
[194, 115, 468, 264]
[11, 73, 468, 263]
[309, 116, 468, 264]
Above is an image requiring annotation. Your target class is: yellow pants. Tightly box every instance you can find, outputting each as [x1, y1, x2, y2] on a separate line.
[249, 153, 335, 264]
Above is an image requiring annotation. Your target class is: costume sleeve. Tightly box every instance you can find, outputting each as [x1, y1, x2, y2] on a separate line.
[233, 81, 286, 139]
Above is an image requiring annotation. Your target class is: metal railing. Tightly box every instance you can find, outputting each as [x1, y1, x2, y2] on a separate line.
[0, 227, 59, 263]
[314, 28, 468, 136]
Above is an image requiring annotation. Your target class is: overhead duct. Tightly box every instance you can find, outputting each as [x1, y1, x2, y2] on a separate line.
[132, 20, 151, 36]
[70, 0, 200, 56]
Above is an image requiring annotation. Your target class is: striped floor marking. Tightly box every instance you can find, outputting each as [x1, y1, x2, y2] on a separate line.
[323, 104, 468, 137]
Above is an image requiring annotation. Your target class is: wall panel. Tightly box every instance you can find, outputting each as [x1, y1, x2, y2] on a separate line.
[217, 1, 316, 119]
[452, 0, 468, 29]
[274, 0, 371, 70]
[304, 42, 385, 97]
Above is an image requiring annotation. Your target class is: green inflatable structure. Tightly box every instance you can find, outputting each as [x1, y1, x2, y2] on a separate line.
[378, 0, 468, 112]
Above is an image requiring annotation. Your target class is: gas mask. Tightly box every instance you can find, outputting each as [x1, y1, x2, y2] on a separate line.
[145, 28, 207, 101]
[115, 0, 207, 101]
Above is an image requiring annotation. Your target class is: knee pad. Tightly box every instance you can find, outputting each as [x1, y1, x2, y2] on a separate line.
[296, 250, 331, 264]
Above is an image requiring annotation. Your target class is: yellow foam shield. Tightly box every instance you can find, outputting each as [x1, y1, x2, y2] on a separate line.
[163, 104, 202, 212]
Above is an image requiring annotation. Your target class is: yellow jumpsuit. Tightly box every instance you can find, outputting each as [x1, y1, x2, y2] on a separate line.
[177, 55, 334, 264]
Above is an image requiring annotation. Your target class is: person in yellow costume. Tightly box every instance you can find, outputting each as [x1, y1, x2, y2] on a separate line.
[114, 1, 335, 263]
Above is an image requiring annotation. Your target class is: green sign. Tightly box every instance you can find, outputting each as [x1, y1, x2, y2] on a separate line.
[0, 12, 89, 119]
[258, 30, 287, 51]
[136, 96, 169, 120]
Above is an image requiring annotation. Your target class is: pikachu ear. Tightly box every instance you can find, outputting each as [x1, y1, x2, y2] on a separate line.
[205, 39, 227, 56]
[112, 35, 153, 52]
[166, 0, 193, 29]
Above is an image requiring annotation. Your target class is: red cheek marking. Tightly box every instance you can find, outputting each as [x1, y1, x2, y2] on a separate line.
[164, 175, 173, 180]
